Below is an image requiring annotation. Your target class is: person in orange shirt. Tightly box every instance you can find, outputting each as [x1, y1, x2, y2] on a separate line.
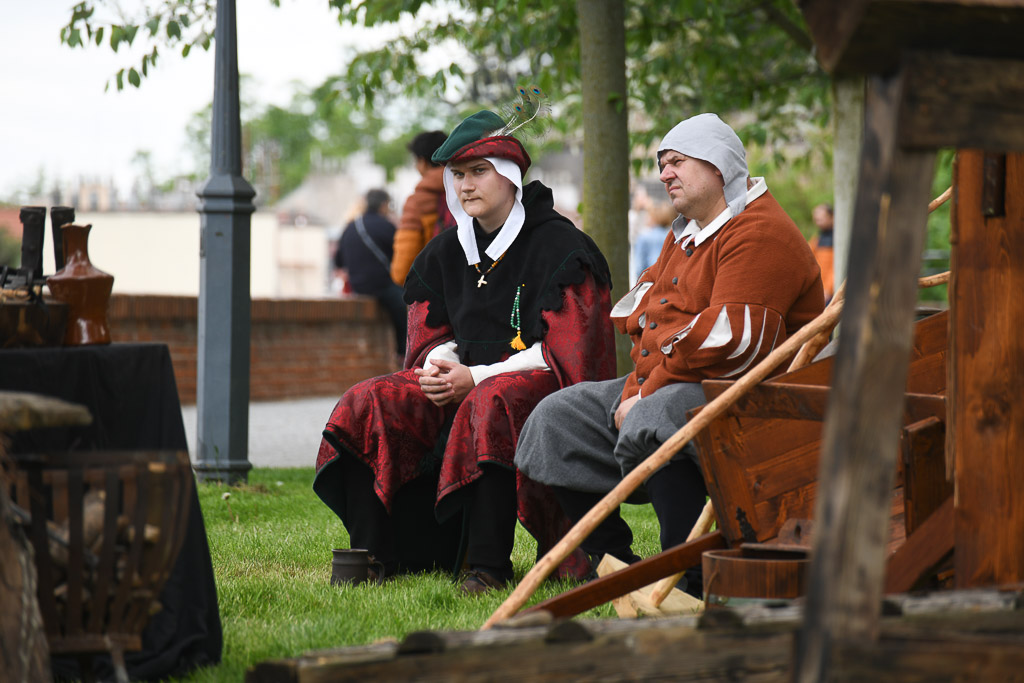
[390, 130, 452, 285]
[809, 202, 835, 301]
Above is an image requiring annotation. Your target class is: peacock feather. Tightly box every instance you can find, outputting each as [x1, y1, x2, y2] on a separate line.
[495, 85, 550, 138]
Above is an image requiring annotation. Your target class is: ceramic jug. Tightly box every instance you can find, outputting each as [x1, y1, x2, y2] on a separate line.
[46, 223, 114, 345]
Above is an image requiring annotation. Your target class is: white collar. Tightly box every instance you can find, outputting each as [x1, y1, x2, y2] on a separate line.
[671, 177, 767, 248]
[443, 157, 525, 265]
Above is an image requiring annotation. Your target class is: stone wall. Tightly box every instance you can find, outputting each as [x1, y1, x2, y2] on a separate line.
[108, 294, 397, 404]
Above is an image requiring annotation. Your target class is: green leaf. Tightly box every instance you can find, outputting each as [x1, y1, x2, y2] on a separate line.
[128, 67, 141, 87]
[115, 68, 125, 90]
[167, 21, 181, 39]
[110, 26, 122, 52]
[125, 24, 139, 45]
[68, 28, 82, 47]
[182, 43, 191, 57]
[142, 55, 148, 76]
[95, 26, 104, 46]
[146, 17, 160, 36]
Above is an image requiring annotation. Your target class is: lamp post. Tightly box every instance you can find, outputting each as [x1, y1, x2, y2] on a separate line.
[194, 0, 254, 484]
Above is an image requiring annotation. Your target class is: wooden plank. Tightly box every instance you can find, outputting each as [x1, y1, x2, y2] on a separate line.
[800, 0, 1024, 76]
[885, 495, 954, 594]
[900, 416, 951, 534]
[795, 71, 938, 681]
[520, 531, 727, 620]
[951, 150, 1024, 588]
[695, 416, 763, 545]
[703, 383, 831, 421]
[247, 589, 1024, 682]
[899, 52, 1024, 151]
[248, 620, 794, 683]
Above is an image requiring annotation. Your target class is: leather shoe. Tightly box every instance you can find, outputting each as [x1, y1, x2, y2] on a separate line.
[459, 568, 507, 595]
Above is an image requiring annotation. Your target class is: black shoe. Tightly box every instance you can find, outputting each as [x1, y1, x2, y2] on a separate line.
[459, 567, 508, 596]
[581, 549, 642, 582]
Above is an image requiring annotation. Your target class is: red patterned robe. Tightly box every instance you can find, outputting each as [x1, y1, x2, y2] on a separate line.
[314, 181, 615, 579]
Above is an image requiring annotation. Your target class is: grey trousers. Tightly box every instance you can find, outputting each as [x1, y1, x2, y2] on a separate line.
[514, 376, 708, 496]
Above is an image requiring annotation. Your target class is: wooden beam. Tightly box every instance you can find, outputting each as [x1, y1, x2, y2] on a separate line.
[794, 71, 938, 681]
[799, 0, 1024, 77]
[247, 589, 1024, 682]
[885, 495, 954, 594]
[521, 531, 727, 621]
[900, 416, 951, 534]
[898, 52, 1024, 151]
[950, 150, 1024, 588]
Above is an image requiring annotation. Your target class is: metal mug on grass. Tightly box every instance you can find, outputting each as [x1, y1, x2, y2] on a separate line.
[330, 548, 385, 586]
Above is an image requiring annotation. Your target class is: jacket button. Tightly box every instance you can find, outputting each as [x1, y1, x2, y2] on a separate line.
[637, 377, 645, 385]
[649, 322, 658, 329]
[672, 277, 678, 284]
[640, 349, 649, 357]
[659, 298, 668, 304]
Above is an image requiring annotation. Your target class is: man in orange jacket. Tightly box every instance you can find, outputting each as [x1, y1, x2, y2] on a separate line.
[391, 130, 452, 285]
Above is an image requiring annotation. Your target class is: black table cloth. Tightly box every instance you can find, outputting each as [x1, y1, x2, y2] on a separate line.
[0, 343, 222, 680]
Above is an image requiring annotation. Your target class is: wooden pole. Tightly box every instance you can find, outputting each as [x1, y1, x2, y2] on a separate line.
[794, 71, 937, 681]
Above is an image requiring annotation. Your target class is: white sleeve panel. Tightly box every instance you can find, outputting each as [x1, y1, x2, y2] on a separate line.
[468, 342, 550, 386]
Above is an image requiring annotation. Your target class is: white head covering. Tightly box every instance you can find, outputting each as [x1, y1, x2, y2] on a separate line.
[658, 113, 749, 218]
[443, 157, 525, 265]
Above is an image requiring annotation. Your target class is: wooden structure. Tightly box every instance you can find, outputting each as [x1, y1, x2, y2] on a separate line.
[794, 1, 1024, 678]
[4, 447, 194, 683]
[247, 587, 1024, 681]
[0, 392, 91, 683]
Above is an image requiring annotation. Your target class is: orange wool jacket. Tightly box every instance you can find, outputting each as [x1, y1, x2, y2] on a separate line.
[391, 165, 446, 285]
[613, 189, 824, 401]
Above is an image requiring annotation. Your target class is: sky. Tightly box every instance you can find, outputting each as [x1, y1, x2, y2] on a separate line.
[1, 1, 381, 202]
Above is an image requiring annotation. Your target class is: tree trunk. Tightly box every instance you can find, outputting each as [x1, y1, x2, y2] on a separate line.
[577, 0, 631, 374]
[0, 452, 51, 682]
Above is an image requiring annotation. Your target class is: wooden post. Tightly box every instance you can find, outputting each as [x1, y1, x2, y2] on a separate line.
[950, 150, 1024, 588]
[794, 72, 937, 681]
[0, 392, 91, 683]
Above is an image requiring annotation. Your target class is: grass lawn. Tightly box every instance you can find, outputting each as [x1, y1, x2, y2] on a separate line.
[175, 467, 662, 682]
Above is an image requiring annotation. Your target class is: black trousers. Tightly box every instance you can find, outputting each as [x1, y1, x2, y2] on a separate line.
[553, 458, 708, 582]
[337, 455, 516, 580]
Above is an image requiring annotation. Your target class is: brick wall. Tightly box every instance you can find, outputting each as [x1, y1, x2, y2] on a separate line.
[108, 294, 398, 404]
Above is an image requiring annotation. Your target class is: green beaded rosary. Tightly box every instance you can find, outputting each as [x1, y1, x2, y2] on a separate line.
[509, 283, 526, 350]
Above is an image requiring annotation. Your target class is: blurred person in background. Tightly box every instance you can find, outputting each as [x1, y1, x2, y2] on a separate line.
[809, 202, 835, 301]
[632, 200, 676, 283]
[334, 189, 406, 362]
[390, 130, 453, 286]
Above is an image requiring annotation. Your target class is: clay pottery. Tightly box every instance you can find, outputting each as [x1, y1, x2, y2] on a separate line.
[49, 206, 76, 270]
[330, 548, 385, 586]
[46, 223, 114, 345]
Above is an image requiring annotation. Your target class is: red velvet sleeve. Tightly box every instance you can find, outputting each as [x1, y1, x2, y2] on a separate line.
[404, 300, 455, 370]
[539, 271, 617, 388]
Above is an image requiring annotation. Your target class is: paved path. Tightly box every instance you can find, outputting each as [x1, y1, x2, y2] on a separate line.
[181, 396, 338, 468]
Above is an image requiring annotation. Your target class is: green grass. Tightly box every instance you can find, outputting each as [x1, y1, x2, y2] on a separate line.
[174, 468, 661, 681]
